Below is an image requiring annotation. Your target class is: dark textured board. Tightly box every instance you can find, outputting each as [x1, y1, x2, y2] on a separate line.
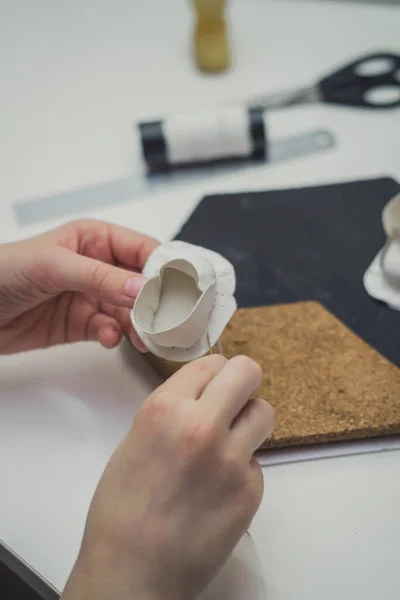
[175, 178, 400, 365]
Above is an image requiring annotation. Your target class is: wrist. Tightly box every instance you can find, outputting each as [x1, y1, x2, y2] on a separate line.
[62, 560, 135, 600]
[61, 558, 168, 600]
[61, 564, 122, 600]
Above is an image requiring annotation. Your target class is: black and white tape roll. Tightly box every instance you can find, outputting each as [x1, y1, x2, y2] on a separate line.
[138, 106, 266, 173]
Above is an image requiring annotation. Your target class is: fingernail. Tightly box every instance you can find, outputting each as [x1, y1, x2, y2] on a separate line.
[124, 276, 146, 298]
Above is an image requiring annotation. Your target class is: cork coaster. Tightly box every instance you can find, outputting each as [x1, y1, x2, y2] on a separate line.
[145, 301, 400, 449]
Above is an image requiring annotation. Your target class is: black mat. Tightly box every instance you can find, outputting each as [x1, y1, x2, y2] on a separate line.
[175, 177, 400, 366]
[0, 562, 42, 600]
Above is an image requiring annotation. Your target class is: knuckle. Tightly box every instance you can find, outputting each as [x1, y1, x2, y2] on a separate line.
[90, 262, 110, 294]
[66, 218, 85, 229]
[148, 389, 171, 414]
[230, 355, 263, 387]
[60, 218, 90, 237]
[193, 354, 227, 378]
[66, 218, 96, 230]
[139, 389, 172, 426]
[181, 418, 218, 453]
[62, 218, 106, 245]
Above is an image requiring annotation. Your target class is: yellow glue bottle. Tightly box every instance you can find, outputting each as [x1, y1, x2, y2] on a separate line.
[193, 0, 231, 73]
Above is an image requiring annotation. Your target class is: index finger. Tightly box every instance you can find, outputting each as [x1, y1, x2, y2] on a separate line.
[107, 223, 160, 270]
[155, 355, 228, 402]
[200, 355, 263, 426]
[71, 219, 160, 270]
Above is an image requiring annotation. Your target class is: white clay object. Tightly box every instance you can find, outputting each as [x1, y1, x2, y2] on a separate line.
[382, 192, 400, 239]
[131, 241, 237, 361]
[364, 192, 400, 308]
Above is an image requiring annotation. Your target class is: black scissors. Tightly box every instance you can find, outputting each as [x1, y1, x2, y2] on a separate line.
[249, 51, 400, 110]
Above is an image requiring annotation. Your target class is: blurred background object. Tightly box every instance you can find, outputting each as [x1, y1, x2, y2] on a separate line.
[286, 0, 400, 4]
[193, 0, 231, 73]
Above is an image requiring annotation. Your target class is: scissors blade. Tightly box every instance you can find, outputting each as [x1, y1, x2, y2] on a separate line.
[247, 85, 321, 111]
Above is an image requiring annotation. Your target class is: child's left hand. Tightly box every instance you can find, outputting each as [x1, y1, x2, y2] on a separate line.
[0, 219, 159, 354]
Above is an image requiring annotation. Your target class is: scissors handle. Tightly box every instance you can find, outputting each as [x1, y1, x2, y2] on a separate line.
[318, 52, 400, 109]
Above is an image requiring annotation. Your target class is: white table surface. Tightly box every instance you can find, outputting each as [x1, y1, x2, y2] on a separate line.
[1, 0, 400, 598]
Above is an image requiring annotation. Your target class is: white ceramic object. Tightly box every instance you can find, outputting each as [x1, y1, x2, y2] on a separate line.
[382, 192, 400, 239]
[364, 192, 400, 308]
[131, 241, 237, 361]
[199, 533, 266, 600]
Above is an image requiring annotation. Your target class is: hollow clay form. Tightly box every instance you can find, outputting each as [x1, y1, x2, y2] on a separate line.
[131, 241, 237, 361]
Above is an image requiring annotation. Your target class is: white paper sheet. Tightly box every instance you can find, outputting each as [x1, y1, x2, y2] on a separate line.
[257, 436, 400, 467]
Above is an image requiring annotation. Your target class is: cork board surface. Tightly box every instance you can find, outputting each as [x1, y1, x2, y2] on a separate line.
[145, 302, 400, 449]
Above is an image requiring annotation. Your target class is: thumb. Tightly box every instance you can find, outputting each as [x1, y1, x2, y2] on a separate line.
[51, 247, 146, 306]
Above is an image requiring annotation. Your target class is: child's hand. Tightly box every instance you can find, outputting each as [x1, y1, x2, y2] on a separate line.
[0, 219, 159, 354]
